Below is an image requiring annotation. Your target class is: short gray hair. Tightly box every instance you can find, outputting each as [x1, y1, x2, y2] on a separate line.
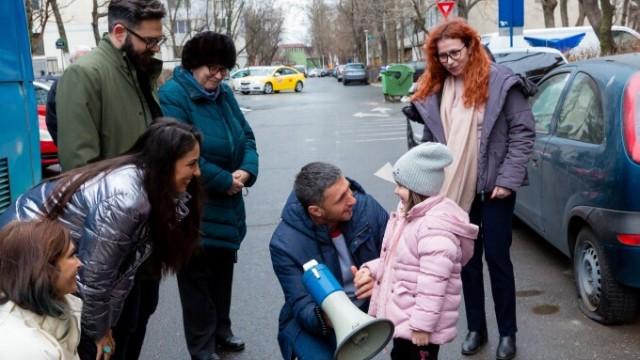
[294, 162, 342, 210]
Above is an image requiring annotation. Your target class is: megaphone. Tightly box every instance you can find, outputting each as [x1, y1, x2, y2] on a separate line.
[302, 259, 394, 360]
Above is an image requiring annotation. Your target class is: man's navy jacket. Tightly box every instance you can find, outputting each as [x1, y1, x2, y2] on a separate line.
[269, 179, 389, 359]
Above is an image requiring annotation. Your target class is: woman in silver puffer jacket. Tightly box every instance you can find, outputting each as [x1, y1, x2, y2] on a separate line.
[0, 120, 203, 359]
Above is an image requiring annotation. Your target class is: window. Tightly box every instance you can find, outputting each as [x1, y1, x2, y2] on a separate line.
[176, 20, 190, 34]
[530, 73, 570, 134]
[613, 31, 640, 50]
[34, 87, 48, 106]
[556, 73, 603, 144]
[280, 68, 295, 75]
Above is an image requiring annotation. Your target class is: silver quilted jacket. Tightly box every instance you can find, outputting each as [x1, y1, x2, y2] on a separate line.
[0, 165, 152, 340]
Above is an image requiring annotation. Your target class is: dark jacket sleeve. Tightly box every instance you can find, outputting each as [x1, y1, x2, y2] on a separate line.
[78, 193, 148, 340]
[496, 86, 535, 191]
[370, 196, 389, 252]
[225, 88, 259, 187]
[270, 239, 328, 337]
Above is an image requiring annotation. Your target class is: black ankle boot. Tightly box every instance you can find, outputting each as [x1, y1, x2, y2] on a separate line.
[461, 330, 487, 355]
[496, 335, 516, 360]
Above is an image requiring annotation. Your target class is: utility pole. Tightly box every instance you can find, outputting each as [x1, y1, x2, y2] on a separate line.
[364, 29, 369, 66]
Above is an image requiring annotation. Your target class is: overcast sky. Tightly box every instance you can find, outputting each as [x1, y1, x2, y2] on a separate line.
[278, 0, 309, 44]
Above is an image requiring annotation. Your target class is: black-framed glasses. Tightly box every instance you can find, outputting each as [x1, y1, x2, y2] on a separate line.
[437, 45, 466, 63]
[124, 25, 166, 49]
[207, 65, 228, 77]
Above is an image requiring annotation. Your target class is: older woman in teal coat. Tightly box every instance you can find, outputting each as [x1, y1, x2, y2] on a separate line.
[159, 32, 258, 360]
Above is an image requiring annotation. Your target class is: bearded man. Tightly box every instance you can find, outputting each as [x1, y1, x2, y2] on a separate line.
[55, 2, 167, 359]
[56, 0, 165, 171]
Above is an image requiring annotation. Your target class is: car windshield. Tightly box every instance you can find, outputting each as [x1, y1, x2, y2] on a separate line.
[495, 52, 564, 81]
[346, 64, 365, 70]
[250, 68, 274, 76]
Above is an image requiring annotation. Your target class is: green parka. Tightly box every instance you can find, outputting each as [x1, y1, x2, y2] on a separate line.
[56, 35, 162, 170]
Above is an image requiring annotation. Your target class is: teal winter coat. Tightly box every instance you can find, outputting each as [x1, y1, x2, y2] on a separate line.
[159, 66, 259, 249]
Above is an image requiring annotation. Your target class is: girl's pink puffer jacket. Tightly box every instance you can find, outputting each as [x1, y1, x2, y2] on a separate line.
[364, 195, 478, 344]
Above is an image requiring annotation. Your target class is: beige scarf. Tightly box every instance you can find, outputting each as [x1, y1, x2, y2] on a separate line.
[439, 76, 485, 212]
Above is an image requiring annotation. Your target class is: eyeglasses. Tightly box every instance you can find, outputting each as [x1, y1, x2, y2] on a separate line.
[123, 25, 167, 49]
[437, 45, 466, 63]
[207, 65, 228, 77]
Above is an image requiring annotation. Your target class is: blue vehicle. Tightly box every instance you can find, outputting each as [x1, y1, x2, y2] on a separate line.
[0, 0, 41, 215]
[515, 53, 640, 324]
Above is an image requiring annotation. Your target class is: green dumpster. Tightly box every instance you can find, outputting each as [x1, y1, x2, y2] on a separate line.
[381, 64, 415, 102]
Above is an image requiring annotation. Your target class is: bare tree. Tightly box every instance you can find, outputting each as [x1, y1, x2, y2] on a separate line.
[621, 0, 630, 25]
[582, 0, 616, 54]
[576, 0, 587, 25]
[50, 0, 71, 55]
[456, 0, 485, 19]
[26, 0, 53, 54]
[91, 0, 109, 45]
[307, 0, 333, 65]
[243, 0, 284, 65]
[541, 0, 558, 27]
[560, 0, 569, 26]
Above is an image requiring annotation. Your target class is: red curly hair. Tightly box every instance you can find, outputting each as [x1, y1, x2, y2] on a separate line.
[412, 18, 491, 109]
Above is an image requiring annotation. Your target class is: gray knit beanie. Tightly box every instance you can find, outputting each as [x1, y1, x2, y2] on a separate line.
[392, 142, 453, 196]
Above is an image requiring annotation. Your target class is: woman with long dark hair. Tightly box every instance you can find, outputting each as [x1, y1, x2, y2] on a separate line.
[0, 120, 203, 360]
[410, 18, 534, 360]
[0, 220, 82, 359]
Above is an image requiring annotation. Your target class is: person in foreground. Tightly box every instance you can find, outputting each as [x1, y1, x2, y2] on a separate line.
[410, 18, 535, 360]
[159, 32, 259, 360]
[362, 143, 478, 360]
[0, 220, 82, 359]
[0, 120, 203, 360]
[269, 162, 389, 360]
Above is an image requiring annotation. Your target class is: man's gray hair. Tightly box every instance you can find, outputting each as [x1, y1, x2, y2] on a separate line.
[294, 162, 343, 210]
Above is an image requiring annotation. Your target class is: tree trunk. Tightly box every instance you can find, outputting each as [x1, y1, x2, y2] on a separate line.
[621, 0, 630, 26]
[598, 0, 615, 55]
[541, 0, 558, 28]
[576, 0, 587, 25]
[457, 0, 468, 19]
[560, 0, 569, 26]
[50, 0, 69, 54]
[399, 18, 405, 63]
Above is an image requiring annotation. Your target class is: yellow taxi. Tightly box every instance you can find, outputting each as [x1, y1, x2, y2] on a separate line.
[239, 66, 305, 95]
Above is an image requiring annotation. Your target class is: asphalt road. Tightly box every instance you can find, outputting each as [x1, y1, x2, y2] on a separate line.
[140, 77, 640, 360]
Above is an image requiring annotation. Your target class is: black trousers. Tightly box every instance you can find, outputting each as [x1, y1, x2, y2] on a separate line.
[390, 338, 440, 360]
[77, 274, 160, 360]
[177, 247, 237, 360]
[461, 193, 517, 337]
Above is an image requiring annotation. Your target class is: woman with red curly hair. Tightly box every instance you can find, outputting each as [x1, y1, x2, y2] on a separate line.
[409, 18, 534, 360]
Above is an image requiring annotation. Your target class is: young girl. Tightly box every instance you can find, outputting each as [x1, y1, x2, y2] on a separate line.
[363, 142, 478, 360]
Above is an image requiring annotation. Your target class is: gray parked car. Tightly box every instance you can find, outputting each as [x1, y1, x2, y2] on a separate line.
[343, 63, 368, 85]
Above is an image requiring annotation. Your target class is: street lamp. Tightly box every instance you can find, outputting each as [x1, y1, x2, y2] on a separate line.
[364, 29, 369, 67]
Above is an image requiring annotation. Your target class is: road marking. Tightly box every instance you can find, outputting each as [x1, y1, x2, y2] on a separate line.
[240, 107, 252, 113]
[353, 112, 389, 118]
[351, 137, 405, 143]
[374, 162, 394, 182]
[370, 107, 393, 113]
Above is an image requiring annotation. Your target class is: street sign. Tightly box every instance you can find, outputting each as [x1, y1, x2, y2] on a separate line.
[437, 1, 456, 19]
[498, 0, 524, 28]
[55, 38, 65, 49]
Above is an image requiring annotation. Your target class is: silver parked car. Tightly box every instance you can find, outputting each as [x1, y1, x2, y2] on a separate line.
[343, 63, 368, 85]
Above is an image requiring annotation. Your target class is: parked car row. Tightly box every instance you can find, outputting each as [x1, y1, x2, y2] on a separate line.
[404, 52, 640, 325]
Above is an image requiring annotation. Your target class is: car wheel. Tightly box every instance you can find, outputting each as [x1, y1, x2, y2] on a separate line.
[264, 82, 273, 94]
[343, 80, 349, 86]
[241, 91, 250, 95]
[573, 227, 638, 324]
[295, 81, 303, 92]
